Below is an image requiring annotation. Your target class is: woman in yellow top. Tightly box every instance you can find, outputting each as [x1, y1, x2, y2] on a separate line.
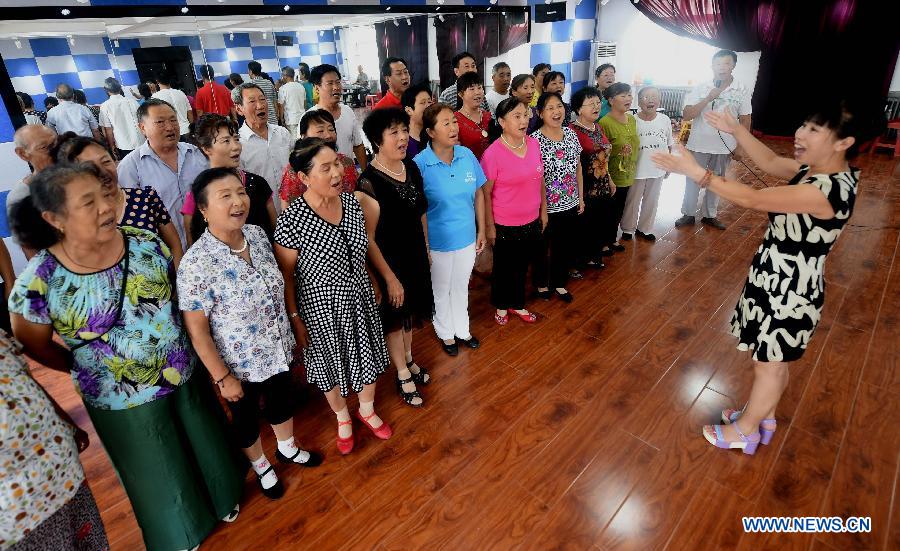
[598, 82, 639, 256]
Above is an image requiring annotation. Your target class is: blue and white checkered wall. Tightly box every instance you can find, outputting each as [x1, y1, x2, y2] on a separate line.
[0, 29, 339, 107]
[529, 0, 597, 99]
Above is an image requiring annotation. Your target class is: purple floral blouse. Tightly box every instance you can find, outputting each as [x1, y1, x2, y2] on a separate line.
[7, 227, 195, 410]
[531, 127, 583, 213]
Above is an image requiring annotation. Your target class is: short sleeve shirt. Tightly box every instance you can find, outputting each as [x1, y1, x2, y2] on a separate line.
[120, 186, 171, 234]
[152, 88, 192, 136]
[413, 144, 487, 252]
[635, 113, 675, 179]
[305, 104, 363, 158]
[480, 136, 544, 226]
[177, 225, 294, 382]
[684, 79, 753, 154]
[7, 227, 195, 410]
[530, 127, 583, 213]
[599, 113, 640, 187]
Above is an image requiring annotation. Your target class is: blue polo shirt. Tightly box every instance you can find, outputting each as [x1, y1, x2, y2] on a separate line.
[413, 144, 487, 252]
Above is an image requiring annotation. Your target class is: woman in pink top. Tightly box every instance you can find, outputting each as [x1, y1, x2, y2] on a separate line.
[480, 97, 547, 325]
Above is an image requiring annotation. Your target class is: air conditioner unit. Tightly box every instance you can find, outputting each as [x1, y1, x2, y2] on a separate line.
[589, 41, 617, 82]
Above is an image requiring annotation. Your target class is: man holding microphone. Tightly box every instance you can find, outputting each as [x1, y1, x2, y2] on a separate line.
[675, 49, 753, 230]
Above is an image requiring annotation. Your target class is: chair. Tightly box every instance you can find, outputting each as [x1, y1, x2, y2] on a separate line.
[868, 118, 900, 158]
[365, 91, 383, 110]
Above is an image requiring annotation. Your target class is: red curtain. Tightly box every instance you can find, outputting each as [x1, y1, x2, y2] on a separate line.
[634, 0, 900, 135]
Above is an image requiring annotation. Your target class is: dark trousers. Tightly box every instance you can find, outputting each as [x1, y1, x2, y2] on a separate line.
[603, 186, 629, 247]
[491, 218, 544, 310]
[226, 371, 294, 449]
[115, 148, 132, 161]
[533, 207, 579, 289]
[579, 196, 612, 264]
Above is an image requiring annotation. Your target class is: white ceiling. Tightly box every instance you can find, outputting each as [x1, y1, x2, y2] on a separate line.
[0, 13, 427, 39]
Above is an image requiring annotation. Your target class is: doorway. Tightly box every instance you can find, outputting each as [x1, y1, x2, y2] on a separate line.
[132, 46, 197, 97]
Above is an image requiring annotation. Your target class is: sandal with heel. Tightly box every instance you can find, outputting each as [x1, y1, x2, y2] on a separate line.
[722, 408, 777, 445]
[407, 359, 430, 385]
[702, 422, 761, 455]
[396, 375, 424, 408]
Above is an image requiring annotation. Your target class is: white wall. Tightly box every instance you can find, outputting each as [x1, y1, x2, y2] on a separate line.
[596, 0, 760, 90]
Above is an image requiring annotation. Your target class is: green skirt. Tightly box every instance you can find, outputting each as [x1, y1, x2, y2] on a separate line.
[86, 373, 246, 551]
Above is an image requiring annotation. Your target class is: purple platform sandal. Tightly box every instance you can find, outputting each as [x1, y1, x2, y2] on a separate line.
[721, 407, 777, 445]
[702, 422, 761, 455]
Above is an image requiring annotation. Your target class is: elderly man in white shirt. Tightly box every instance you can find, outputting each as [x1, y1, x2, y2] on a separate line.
[99, 77, 145, 160]
[152, 72, 194, 141]
[45, 83, 101, 140]
[277, 66, 306, 139]
[232, 82, 292, 212]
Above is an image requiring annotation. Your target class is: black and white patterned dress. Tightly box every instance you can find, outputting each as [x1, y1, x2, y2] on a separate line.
[730, 165, 859, 362]
[274, 192, 389, 396]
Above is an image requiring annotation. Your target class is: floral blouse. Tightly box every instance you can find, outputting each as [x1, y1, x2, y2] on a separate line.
[8, 227, 195, 410]
[570, 121, 613, 199]
[0, 332, 85, 547]
[177, 224, 294, 382]
[280, 153, 358, 204]
[531, 127, 583, 213]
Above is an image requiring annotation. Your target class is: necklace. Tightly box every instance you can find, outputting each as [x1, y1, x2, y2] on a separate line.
[461, 108, 488, 138]
[61, 235, 125, 271]
[374, 158, 405, 178]
[230, 239, 248, 254]
[501, 134, 525, 149]
[573, 119, 596, 132]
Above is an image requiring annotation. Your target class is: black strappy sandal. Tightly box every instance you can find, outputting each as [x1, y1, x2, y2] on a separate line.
[275, 448, 323, 468]
[256, 466, 285, 500]
[407, 359, 430, 385]
[396, 374, 424, 407]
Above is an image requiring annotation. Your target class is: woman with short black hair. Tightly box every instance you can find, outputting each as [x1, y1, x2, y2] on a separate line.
[454, 71, 492, 159]
[358, 108, 433, 407]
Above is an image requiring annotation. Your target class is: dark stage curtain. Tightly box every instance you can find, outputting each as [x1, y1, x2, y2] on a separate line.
[435, 12, 531, 89]
[634, 0, 900, 135]
[434, 14, 467, 89]
[374, 16, 430, 95]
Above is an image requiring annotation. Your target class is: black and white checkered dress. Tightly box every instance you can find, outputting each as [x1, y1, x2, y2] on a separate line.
[275, 192, 388, 396]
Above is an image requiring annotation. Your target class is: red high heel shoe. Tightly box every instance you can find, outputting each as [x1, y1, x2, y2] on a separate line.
[356, 410, 393, 440]
[336, 419, 354, 455]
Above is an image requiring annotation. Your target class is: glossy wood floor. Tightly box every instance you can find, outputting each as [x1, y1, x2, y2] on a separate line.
[32, 142, 900, 550]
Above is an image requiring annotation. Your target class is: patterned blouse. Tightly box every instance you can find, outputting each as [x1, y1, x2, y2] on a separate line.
[531, 127, 583, 213]
[8, 227, 195, 410]
[121, 186, 171, 235]
[177, 224, 294, 382]
[0, 332, 85, 547]
[280, 153, 358, 204]
[570, 121, 613, 199]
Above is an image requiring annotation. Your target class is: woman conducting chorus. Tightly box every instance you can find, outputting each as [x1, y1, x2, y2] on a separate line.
[652, 99, 878, 455]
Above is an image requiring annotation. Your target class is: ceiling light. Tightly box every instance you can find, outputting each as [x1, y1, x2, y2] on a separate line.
[284, 5, 290, 11]
[438, 14, 445, 22]
[113, 39, 119, 48]
[490, 0, 498, 3]
[601, 0, 610, 4]
[393, 19, 399, 27]
[467, 12, 473, 18]
[181, 6, 189, 13]
[262, 32, 267, 39]
[61, 8, 70, 15]
[218, 0, 225, 3]
[437, 0, 445, 4]
[406, 18, 411, 25]
[436, 6, 441, 10]
[67, 35, 75, 46]
[545, 0, 552, 4]
[229, 32, 234, 40]
[14, 39, 21, 49]
[386, 6, 391, 10]
[76, 0, 89, 3]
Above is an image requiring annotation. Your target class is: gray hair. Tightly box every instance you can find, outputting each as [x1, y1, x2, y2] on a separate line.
[104, 77, 123, 95]
[231, 82, 264, 106]
[13, 124, 55, 149]
[55, 83, 74, 101]
[637, 86, 660, 102]
[492, 62, 510, 75]
[281, 66, 295, 79]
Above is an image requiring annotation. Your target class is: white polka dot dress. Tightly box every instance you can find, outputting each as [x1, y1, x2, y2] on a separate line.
[275, 192, 389, 396]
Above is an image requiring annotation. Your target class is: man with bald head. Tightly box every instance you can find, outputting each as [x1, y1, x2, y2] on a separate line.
[7, 124, 57, 217]
[45, 83, 100, 139]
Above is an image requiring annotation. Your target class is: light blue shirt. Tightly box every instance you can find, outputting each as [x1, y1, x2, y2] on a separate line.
[413, 144, 486, 252]
[117, 141, 209, 246]
[46, 100, 98, 138]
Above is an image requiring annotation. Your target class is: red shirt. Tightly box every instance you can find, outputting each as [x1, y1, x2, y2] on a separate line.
[373, 91, 402, 110]
[455, 110, 492, 160]
[194, 81, 234, 116]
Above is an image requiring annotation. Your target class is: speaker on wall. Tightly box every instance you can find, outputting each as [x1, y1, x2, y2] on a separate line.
[534, 4, 566, 23]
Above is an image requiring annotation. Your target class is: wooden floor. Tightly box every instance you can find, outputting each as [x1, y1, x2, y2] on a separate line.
[32, 142, 900, 550]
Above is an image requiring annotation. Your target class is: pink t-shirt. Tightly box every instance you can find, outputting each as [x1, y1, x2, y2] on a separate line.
[479, 136, 544, 226]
